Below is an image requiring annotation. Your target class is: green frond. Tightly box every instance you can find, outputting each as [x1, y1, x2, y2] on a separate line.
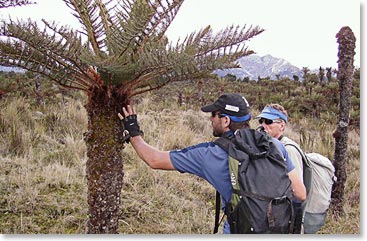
[0, 0, 35, 8]
[0, 18, 97, 90]
[109, 0, 183, 56]
[63, 0, 108, 56]
[124, 24, 263, 95]
[193, 24, 264, 67]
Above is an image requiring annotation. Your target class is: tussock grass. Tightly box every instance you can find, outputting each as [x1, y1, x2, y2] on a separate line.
[0, 92, 88, 234]
[0, 81, 360, 234]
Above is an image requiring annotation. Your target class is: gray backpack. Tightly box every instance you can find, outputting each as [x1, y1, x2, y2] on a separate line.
[285, 144, 337, 234]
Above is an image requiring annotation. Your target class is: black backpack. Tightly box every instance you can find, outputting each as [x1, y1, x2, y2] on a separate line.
[213, 129, 295, 234]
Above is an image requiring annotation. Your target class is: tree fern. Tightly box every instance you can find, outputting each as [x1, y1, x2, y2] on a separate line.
[0, 0, 264, 233]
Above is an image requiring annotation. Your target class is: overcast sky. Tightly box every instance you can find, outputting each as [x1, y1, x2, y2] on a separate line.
[0, 0, 361, 70]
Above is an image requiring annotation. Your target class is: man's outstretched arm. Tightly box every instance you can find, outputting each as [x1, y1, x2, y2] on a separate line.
[121, 105, 175, 170]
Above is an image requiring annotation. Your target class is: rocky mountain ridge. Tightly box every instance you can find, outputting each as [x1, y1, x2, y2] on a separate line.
[214, 54, 303, 80]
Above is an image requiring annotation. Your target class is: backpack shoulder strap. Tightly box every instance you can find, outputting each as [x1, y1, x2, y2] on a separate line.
[284, 143, 312, 169]
[284, 142, 313, 216]
[214, 135, 233, 153]
[284, 143, 312, 187]
[213, 134, 233, 234]
[213, 191, 221, 234]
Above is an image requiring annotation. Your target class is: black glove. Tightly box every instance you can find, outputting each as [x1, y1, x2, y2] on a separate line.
[121, 114, 143, 143]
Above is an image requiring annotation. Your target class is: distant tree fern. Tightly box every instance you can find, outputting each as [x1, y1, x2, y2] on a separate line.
[331, 26, 356, 218]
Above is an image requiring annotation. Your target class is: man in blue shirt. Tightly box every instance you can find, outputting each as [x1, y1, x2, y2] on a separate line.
[120, 93, 306, 234]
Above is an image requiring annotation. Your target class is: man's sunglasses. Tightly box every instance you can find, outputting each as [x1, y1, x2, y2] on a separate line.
[211, 111, 224, 118]
[258, 118, 282, 125]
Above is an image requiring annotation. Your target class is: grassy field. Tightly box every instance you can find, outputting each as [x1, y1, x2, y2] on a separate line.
[0, 80, 360, 234]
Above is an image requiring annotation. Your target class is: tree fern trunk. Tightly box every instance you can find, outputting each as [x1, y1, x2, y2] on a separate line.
[84, 86, 126, 233]
[331, 26, 356, 217]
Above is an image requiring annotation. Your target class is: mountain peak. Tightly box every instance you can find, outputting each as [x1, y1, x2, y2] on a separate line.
[215, 54, 302, 80]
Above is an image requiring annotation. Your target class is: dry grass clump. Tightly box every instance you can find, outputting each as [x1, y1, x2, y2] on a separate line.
[0, 92, 88, 233]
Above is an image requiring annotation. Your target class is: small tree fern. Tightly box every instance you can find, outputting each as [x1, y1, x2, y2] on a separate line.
[331, 26, 356, 218]
[0, 0, 264, 233]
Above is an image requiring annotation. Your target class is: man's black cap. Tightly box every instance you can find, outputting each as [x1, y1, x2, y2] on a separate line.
[201, 93, 251, 119]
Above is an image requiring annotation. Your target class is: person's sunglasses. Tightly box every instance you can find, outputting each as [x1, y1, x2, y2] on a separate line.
[258, 118, 282, 125]
[211, 111, 224, 118]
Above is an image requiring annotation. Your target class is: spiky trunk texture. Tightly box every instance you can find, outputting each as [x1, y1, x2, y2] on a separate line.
[331, 26, 356, 217]
[84, 86, 127, 233]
